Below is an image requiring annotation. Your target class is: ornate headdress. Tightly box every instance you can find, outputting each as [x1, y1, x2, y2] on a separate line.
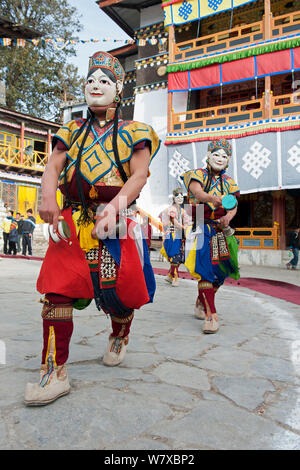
[88, 51, 125, 83]
[207, 139, 232, 157]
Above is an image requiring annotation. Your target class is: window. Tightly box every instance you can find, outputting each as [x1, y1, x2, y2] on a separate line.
[71, 111, 83, 120]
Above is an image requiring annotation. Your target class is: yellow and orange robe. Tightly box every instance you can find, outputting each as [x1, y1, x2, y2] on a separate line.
[55, 118, 160, 189]
[37, 117, 160, 367]
[181, 168, 240, 284]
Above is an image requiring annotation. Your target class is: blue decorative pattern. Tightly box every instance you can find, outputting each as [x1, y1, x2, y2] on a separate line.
[164, 0, 258, 26]
[84, 150, 103, 172]
[178, 1, 193, 21]
[39, 356, 54, 388]
[208, 0, 224, 12]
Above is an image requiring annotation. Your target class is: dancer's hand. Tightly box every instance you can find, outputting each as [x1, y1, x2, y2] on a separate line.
[92, 204, 117, 239]
[39, 199, 61, 232]
[219, 214, 231, 228]
[209, 195, 222, 208]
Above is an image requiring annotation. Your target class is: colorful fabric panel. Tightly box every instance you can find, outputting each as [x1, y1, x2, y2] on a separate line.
[184, 224, 240, 284]
[53, 119, 161, 186]
[181, 168, 240, 211]
[37, 209, 156, 314]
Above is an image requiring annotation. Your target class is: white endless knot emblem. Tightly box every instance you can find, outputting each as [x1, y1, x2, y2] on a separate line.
[178, 1, 193, 20]
[287, 139, 300, 173]
[169, 150, 191, 182]
[242, 141, 271, 180]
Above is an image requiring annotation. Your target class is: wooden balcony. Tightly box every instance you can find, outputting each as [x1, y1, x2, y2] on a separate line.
[148, 224, 280, 251]
[172, 20, 264, 63]
[172, 97, 265, 132]
[171, 90, 300, 133]
[171, 11, 300, 64]
[235, 224, 279, 250]
[0, 143, 48, 174]
[272, 10, 300, 38]
[272, 92, 300, 118]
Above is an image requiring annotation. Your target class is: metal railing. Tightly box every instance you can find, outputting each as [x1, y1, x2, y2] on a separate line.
[0, 144, 48, 171]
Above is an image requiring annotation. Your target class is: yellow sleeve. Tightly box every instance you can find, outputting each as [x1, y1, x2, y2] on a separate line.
[52, 120, 86, 150]
[223, 175, 240, 195]
[120, 121, 161, 165]
[181, 169, 206, 192]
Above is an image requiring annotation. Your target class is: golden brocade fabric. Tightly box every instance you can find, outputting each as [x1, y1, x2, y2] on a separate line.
[54, 119, 161, 186]
[181, 168, 239, 211]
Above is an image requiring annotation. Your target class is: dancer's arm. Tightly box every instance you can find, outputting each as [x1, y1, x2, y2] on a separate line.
[92, 146, 150, 238]
[189, 180, 222, 207]
[219, 206, 237, 228]
[39, 147, 67, 231]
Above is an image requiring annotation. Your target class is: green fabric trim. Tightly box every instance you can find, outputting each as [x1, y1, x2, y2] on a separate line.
[219, 235, 240, 280]
[101, 280, 117, 286]
[167, 37, 300, 73]
[73, 298, 92, 310]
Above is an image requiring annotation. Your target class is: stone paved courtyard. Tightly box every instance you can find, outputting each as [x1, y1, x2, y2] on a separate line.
[0, 258, 299, 450]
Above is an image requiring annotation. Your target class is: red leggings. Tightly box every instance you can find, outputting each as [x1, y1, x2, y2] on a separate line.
[169, 263, 179, 278]
[197, 282, 219, 315]
[42, 294, 133, 366]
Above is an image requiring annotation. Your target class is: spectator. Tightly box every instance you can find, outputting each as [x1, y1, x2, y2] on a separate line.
[15, 212, 24, 253]
[22, 209, 36, 256]
[245, 95, 260, 111]
[8, 216, 18, 255]
[286, 228, 300, 270]
[1, 209, 13, 254]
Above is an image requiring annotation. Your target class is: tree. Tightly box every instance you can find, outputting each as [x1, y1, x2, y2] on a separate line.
[0, 0, 85, 121]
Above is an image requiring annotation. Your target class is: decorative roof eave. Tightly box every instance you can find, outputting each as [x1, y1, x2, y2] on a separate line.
[0, 106, 60, 130]
[165, 115, 300, 145]
[0, 170, 41, 185]
[167, 34, 300, 73]
[0, 15, 42, 39]
[163, 0, 259, 27]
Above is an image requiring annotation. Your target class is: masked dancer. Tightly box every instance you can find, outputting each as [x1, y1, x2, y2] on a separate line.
[24, 51, 160, 406]
[160, 188, 190, 287]
[182, 139, 240, 333]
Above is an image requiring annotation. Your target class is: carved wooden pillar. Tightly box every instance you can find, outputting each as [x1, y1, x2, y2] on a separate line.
[47, 129, 52, 161]
[167, 25, 175, 134]
[168, 24, 175, 63]
[263, 0, 273, 119]
[20, 121, 25, 165]
[272, 190, 286, 249]
[263, 0, 272, 39]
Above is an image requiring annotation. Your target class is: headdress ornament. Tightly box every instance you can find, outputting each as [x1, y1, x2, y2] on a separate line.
[207, 139, 232, 157]
[88, 51, 125, 82]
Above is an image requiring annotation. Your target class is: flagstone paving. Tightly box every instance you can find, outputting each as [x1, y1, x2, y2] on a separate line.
[0, 258, 299, 450]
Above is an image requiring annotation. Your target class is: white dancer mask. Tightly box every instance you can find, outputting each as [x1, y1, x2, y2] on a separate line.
[174, 194, 184, 205]
[85, 68, 123, 107]
[207, 148, 230, 172]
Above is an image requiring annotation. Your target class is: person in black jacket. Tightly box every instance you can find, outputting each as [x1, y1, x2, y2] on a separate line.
[22, 209, 36, 256]
[287, 228, 300, 270]
[16, 212, 23, 253]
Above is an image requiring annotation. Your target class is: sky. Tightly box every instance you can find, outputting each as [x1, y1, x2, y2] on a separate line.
[67, 0, 131, 77]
